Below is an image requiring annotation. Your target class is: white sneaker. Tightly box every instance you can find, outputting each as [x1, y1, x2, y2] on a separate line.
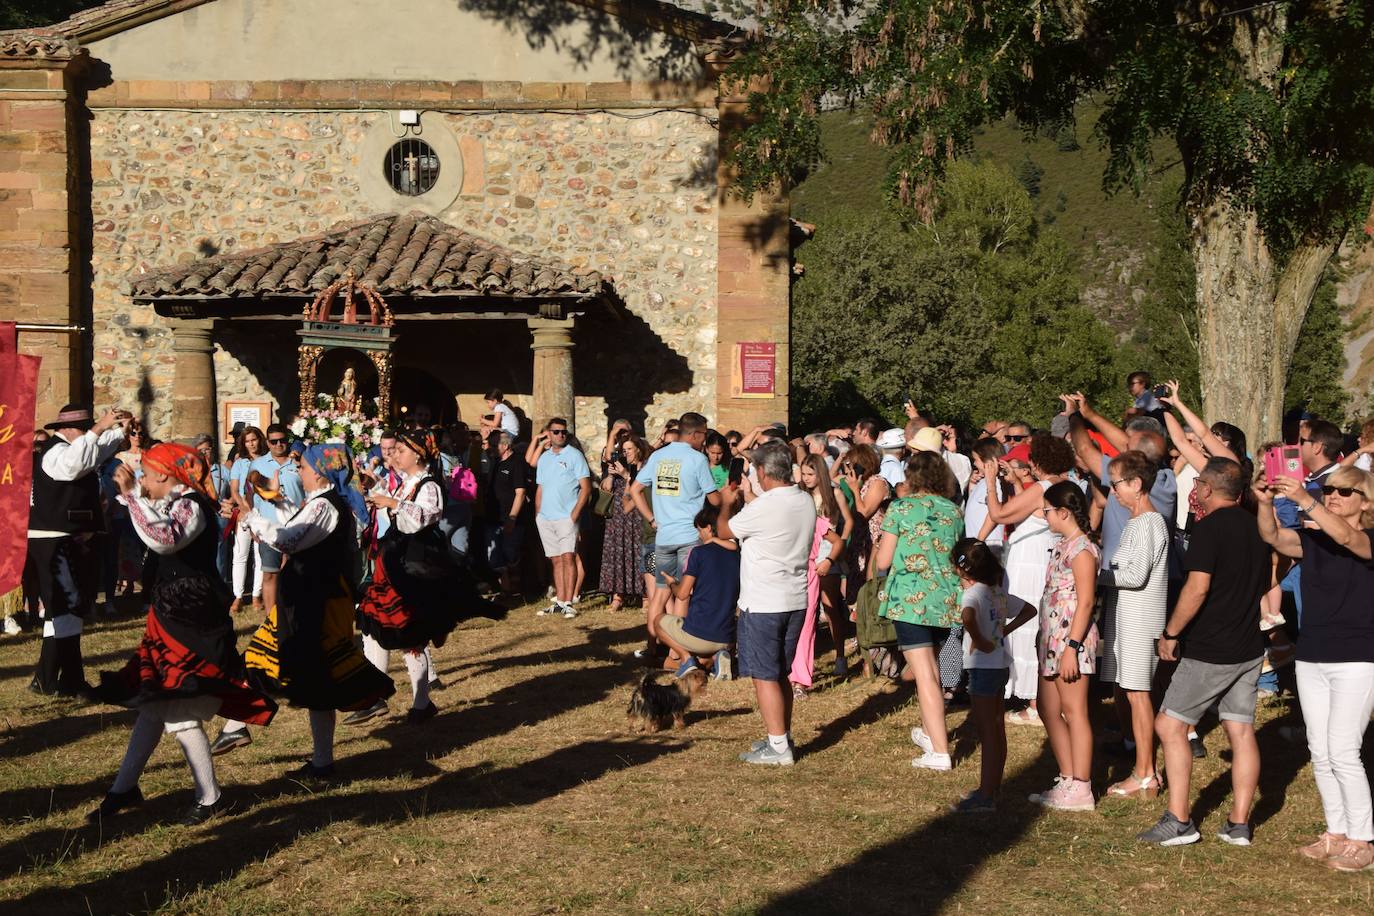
[2, 616, 20, 636]
[910, 727, 934, 754]
[561, 602, 578, 620]
[536, 604, 560, 617]
[912, 751, 952, 771]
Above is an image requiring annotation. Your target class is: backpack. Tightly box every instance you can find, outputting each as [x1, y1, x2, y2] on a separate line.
[448, 464, 478, 503]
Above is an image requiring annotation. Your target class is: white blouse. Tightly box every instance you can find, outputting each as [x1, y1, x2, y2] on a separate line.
[372, 468, 442, 534]
[121, 484, 207, 555]
[246, 485, 340, 554]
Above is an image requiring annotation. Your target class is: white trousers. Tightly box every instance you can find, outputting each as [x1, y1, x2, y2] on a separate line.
[231, 523, 263, 599]
[1296, 660, 1374, 841]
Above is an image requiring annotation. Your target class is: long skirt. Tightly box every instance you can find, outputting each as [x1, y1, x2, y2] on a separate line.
[357, 550, 461, 651]
[245, 588, 395, 712]
[98, 604, 276, 726]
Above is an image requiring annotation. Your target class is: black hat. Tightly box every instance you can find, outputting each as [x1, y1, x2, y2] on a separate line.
[44, 404, 94, 432]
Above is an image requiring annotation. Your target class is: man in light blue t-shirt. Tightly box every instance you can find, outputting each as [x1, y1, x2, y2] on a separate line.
[630, 412, 721, 655]
[533, 417, 591, 618]
[249, 423, 306, 616]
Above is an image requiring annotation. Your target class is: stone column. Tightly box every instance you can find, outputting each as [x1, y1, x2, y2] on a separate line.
[170, 319, 217, 443]
[528, 317, 576, 433]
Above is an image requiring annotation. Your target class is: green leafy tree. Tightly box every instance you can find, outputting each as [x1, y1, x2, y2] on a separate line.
[792, 160, 1122, 430]
[0, 1, 101, 29]
[1285, 270, 1350, 423]
[726, 1, 1374, 443]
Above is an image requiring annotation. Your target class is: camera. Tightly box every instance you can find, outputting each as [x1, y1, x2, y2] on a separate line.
[1152, 385, 1169, 399]
[611, 449, 626, 466]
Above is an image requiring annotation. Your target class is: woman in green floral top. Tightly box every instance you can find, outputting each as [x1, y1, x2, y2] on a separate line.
[875, 452, 964, 771]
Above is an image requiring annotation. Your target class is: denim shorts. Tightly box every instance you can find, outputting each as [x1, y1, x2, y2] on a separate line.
[967, 667, 1010, 698]
[257, 542, 282, 574]
[892, 620, 949, 651]
[737, 609, 805, 682]
[654, 542, 695, 587]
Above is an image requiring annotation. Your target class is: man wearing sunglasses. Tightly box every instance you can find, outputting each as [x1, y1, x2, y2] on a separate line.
[532, 418, 591, 619]
[1275, 418, 1345, 628]
[250, 423, 305, 615]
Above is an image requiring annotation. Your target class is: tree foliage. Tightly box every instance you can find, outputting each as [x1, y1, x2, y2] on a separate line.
[727, 2, 1374, 258]
[792, 160, 1123, 430]
[0, 1, 100, 29]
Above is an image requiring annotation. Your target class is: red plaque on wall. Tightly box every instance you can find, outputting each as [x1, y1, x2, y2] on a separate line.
[731, 342, 776, 399]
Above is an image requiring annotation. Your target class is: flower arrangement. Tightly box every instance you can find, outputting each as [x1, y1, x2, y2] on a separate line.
[289, 407, 385, 464]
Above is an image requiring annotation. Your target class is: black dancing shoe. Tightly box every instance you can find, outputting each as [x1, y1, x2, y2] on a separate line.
[86, 786, 144, 823]
[341, 700, 388, 726]
[179, 796, 229, 826]
[210, 728, 252, 756]
[406, 702, 438, 725]
[290, 760, 337, 781]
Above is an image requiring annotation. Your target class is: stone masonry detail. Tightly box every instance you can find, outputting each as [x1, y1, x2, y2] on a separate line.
[89, 107, 719, 444]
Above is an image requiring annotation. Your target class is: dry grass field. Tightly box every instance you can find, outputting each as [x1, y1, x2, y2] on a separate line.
[1, 597, 1372, 915]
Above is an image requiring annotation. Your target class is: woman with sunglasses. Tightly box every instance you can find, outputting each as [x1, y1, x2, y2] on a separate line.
[107, 421, 151, 602]
[1099, 450, 1169, 799]
[227, 425, 267, 614]
[1255, 468, 1374, 872]
[980, 434, 1077, 726]
[1031, 481, 1101, 812]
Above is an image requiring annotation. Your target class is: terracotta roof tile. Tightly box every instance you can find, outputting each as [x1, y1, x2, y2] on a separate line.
[128, 212, 605, 301]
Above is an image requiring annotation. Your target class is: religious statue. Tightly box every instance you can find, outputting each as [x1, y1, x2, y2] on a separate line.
[334, 365, 359, 414]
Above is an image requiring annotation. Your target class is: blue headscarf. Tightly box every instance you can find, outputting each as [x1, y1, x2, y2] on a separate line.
[289, 439, 307, 458]
[302, 443, 369, 529]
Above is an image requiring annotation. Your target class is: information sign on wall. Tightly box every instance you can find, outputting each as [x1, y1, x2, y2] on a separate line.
[731, 342, 777, 399]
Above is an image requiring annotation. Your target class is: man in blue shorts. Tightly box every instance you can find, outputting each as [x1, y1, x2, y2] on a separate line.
[630, 412, 720, 658]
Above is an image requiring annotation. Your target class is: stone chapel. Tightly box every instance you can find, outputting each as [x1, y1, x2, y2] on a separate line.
[0, 0, 793, 445]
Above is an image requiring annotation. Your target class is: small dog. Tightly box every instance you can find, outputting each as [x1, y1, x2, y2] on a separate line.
[626, 672, 691, 733]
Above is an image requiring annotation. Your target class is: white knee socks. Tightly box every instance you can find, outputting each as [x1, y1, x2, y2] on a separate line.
[175, 726, 221, 806]
[309, 709, 336, 768]
[405, 651, 430, 710]
[362, 633, 389, 674]
[111, 710, 163, 794]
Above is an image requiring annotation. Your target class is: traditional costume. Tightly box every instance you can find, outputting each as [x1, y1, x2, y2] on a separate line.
[355, 430, 465, 724]
[222, 444, 393, 777]
[27, 404, 125, 696]
[89, 444, 276, 825]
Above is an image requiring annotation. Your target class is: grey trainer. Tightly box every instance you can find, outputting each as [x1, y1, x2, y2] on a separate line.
[739, 743, 795, 766]
[1217, 820, 1253, 846]
[1137, 812, 1201, 846]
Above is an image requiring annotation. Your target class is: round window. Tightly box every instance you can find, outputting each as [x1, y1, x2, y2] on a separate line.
[384, 139, 441, 196]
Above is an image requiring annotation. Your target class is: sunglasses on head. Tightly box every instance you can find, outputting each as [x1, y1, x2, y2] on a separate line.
[1322, 485, 1361, 497]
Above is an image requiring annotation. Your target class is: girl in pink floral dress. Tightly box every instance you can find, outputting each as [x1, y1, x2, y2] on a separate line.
[1032, 481, 1101, 813]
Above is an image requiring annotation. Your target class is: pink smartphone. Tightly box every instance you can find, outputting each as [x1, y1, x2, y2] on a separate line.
[1263, 445, 1303, 484]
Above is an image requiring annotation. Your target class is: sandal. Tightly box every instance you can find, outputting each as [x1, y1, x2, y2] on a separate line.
[1106, 771, 1162, 799]
[1005, 708, 1043, 727]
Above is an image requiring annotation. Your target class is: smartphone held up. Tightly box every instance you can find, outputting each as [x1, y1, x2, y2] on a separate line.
[1263, 445, 1303, 485]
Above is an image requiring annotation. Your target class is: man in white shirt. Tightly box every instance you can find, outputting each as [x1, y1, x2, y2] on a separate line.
[717, 441, 817, 766]
[27, 403, 129, 696]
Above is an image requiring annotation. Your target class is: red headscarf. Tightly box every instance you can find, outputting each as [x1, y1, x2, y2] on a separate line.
[142, 442, 216, 502]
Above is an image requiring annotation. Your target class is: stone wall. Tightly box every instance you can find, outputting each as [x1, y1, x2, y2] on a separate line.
[88, 105, 719, 446]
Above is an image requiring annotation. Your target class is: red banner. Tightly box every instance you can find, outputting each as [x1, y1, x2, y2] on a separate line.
[0, 322, 40, 595]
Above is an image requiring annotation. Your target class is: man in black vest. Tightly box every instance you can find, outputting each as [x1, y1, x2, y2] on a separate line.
[27, 404, 129, 696]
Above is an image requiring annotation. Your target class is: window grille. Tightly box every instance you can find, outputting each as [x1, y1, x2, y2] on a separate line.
[384, 139, 440, 196]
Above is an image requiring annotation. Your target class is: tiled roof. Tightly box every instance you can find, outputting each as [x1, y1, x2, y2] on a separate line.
[128, 212, 606, 301]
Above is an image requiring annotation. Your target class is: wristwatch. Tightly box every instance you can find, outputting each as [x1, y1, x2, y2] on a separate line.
[1161, 631, 1179, 641]
[1066, 638, 1084, 653]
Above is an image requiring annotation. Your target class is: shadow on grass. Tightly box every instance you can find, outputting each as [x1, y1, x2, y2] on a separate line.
[756, 743, 1058, 915]
[0, 708, 133, 761]
[7, 737, 688, 913]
